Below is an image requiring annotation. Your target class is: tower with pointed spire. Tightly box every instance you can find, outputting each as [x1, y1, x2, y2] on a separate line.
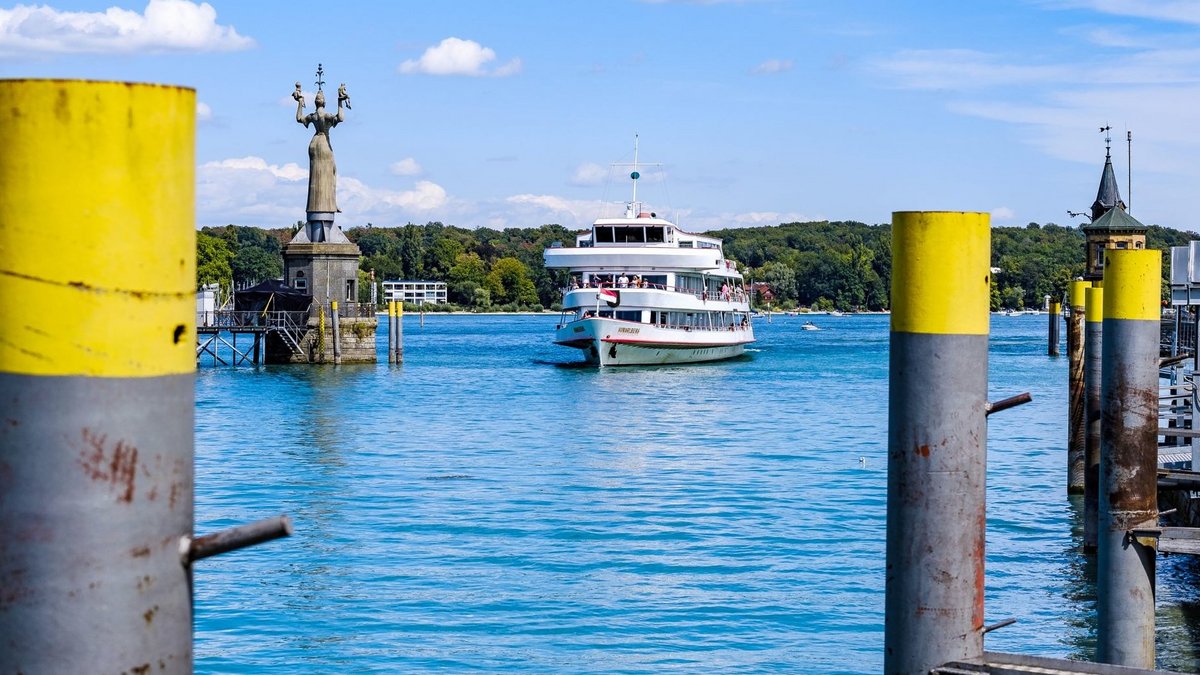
[1081, 126, 1145, 281]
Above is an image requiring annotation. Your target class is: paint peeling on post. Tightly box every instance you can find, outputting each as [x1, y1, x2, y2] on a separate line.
[885, 211, 990, 674]
[0, 79, 197, 674]
[1097, 249, 1160, 668]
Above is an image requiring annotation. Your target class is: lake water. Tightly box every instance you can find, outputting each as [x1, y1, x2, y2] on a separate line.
[193, 314, 1200, 673]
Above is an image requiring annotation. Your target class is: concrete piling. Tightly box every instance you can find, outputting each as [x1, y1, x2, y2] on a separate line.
[1067, 281, 1088, 494]
[1049, 300, 1062, 356]
[885, 212, 990, 674]
[1084, 286, 1104, 553]
[0, 80, 198, 673]
[1097, 249, 1160, 668]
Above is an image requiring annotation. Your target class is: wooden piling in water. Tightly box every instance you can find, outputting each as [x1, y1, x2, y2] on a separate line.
[885, 211, 990, 674]
[1097, 249, 1160, 668]
[1084, 286, 1104, 553]
[1067, 281, 1088, 494]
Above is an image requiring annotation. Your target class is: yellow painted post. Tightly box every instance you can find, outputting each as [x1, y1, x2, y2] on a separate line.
[395, 300, 404, 363]
[1097, 249, 1161, 668]
[886, 212, 990, 674]
[331, 300, 342, 365]
[1083, 286, 1103, 552]
[1067, 281, 1088, 494]
[386, 301, 396, 364]
[0, 80, 196, 673]
[1048, 300, 1061, 356]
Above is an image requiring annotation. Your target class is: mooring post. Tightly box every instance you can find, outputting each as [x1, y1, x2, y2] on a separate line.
[885, 212, 990, 674]
[331, 300, 342, 365]
[1049, 300, 1061, 356]
[0, 80, 197, 673]
[386, 301, 396, 364]
[398, 301, 405, 362]
[1067, 281, 1088, 494]
[1084, 286, 1104, 553]
[1097, 250, 1160, 668]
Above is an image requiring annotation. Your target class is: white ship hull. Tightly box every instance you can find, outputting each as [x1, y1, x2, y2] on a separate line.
[554, 317, 752, 366]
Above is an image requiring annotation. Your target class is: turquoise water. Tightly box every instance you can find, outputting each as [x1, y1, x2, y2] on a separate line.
[193, 314, 1200, 673]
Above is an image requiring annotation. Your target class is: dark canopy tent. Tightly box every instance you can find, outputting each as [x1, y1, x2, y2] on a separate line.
[233, 279, 312, 313]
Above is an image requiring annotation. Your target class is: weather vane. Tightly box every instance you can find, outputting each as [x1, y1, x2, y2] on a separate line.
[1100, 124, 1111, 154]
[315, 63, 325, 92]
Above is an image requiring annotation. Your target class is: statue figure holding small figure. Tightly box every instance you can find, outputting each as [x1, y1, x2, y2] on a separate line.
[294, 64, 348, 216]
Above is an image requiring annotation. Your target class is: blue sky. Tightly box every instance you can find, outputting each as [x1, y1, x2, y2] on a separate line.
[3, 0, 1200, 232]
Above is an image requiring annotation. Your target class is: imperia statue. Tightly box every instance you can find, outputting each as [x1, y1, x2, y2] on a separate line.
[293, 64, 350, 216]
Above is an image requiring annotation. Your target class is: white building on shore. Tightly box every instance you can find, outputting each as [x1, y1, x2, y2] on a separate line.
[382, 280, 447, 306]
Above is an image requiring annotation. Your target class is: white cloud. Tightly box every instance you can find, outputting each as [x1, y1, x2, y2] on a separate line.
[201, 156, 306, 181]
[570, 162, 608, 186]
[751, 59, 794, 75]
[874, 49, 1075, 90]
[196, 101, 212, 122]
[398, 37, 521, 77]
[0, 0, 253, 55]
[1045, 0, 1200, 25]
[991, 207, 1016, 222]
[390, 158, 422, 176]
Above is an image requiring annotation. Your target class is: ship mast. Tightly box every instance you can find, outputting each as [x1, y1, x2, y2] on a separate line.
[631, 133, 640, 208]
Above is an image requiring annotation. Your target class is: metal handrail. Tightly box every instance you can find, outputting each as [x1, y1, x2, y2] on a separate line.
[564, 282, 749, 304]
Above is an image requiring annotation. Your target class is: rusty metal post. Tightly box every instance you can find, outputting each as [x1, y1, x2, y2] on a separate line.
[331, 300, 342, 365]
[1097, 249, 1160, 668]
[885, 211, 990, 674]
[1084, 286, 1104, 553]
[1067, 282, 1088, 494]
[0, 80, 196, 673]
[1048, 300, 1061, 356]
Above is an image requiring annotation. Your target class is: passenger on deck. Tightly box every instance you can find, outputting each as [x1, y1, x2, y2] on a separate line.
[618, 274, 629, 288]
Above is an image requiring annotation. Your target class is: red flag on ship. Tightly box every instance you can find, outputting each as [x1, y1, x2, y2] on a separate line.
[598, 288, 620, 307]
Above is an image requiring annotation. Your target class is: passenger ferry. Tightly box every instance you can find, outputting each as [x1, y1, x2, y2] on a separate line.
[543, 167, 754, 366]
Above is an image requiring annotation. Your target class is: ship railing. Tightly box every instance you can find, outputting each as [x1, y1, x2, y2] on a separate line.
[562, 282, 749, 304]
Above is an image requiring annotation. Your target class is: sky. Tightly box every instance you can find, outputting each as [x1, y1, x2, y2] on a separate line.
[2, 0, 1200, 233]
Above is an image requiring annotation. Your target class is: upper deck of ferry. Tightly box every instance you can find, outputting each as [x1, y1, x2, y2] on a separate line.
[544, 209, 737, 277]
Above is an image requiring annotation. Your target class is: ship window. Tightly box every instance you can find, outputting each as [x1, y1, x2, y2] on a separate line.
[615, 226, 646, 243]
[596, 227, 614, 243]
[646, 227, 664, 243]
[616, 311, 640, 322]
[643, 274, 667, 289]
[678, 241, 693, 248]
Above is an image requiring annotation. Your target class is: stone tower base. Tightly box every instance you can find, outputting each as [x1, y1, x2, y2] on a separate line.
[264, 315, 377, 364]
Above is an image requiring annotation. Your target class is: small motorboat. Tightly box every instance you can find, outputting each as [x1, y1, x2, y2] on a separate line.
[801, 321, 820, 331]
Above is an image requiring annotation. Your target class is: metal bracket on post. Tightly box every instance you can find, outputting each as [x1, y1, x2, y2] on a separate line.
[985, 392, 1033, 416]
[181, 515, 294, 564]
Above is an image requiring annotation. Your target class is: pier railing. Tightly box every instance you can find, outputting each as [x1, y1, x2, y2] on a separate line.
[203, 309, 312, 331]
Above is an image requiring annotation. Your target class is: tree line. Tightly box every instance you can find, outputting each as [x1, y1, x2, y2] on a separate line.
[196, 220, 1199, 312]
